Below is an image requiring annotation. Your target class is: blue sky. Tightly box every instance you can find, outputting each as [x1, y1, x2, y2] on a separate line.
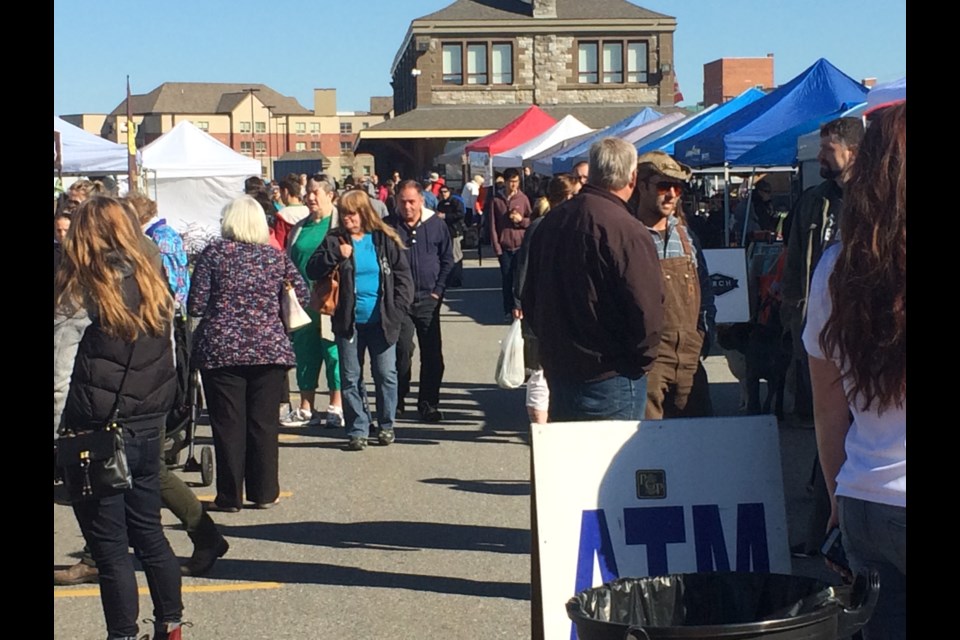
[53, 0, 906, 116]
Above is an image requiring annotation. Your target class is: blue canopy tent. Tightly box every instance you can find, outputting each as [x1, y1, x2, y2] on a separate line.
[735, 101, 867, 167]
[549, 107, 663, 173]
[674, 59, 869, 167]
[635, 87, 766, 155]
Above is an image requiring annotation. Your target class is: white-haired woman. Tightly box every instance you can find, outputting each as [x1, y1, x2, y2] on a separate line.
[188, 196, 308, 512]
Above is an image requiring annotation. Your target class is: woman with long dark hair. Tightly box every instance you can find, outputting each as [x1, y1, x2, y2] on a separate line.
[803, 102, 906, 639]
[306, 190, 413, 450]
[54, 196, 185, 640]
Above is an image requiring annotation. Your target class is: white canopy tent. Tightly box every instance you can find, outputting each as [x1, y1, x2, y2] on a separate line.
[54, 116, 129, 175]
[140, 121, 261, 237]
[490, 115, 593, 168]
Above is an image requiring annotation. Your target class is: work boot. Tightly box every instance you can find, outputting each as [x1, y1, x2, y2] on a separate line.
[180, 513, 229, 577]
[53, 560, 99, 585]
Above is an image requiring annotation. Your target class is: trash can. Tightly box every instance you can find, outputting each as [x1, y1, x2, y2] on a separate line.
[567, 571, 878, 640]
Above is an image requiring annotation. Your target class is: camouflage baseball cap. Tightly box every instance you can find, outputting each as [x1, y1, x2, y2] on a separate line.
[636, 151, 692, 182]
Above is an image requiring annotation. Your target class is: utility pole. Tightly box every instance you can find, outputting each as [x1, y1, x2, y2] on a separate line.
[263, 104, 275, 180]
[246, 87, 261, 174]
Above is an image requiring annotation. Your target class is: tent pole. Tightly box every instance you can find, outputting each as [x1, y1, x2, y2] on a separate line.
[739, 168, 758, 248]
[723, 163, 731, 246]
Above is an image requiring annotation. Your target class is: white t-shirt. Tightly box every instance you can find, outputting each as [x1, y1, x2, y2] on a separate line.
[802, 244, 906, 507]
[461, 182, 480, 210]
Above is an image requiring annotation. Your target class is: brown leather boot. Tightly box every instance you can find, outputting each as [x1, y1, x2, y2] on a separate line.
[53, 560, 99, 585]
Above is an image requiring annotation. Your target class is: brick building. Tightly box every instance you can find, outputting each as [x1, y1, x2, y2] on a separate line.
[63, 83, 391, 180]
[703, 55, 775, 107]
[358, 0, 683, 177]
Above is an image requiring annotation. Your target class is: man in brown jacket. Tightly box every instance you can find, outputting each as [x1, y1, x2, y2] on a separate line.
[522, 138, 664, 421]
[490, 167, 532, 321]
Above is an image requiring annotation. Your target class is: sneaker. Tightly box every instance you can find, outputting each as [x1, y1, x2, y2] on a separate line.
[280, 407, 312, 426]
[377, 429, 396, 446]
[325, 406, 344, 429]
[307, 412, 325, 427]
[278, 402, 291, 420]
[419, 403, 444, 423]
[345, 436, 367, 451]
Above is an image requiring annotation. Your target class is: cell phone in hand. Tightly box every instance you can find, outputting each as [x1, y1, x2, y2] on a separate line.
[820, 526, 850, 574]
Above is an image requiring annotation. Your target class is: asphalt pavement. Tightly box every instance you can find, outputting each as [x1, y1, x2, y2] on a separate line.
[54, 254, 836, 639]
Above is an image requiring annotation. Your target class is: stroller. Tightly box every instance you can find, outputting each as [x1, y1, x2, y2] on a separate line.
[164, 312, 214, 486]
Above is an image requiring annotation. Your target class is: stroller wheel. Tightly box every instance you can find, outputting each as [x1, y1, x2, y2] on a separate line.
[200, 446, 214, 487]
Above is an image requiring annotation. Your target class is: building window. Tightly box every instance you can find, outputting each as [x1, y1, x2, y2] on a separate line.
[442, 43, 463, 84]
[362, 165, 371, 176]
[311, 141, 321, 151]
[442, 42, 513, 86]
[340, 166, 351, 179]
[362, 122, 369, 129]
[240, 141, 252, 154]
[311, 122, 320, 133]
[627, 42, 649, 82]
[295, 122, 306, 133]
[340, 141, 353, 153]
[295, 142, 306, 151]
[492, 44, 513, 84]
[196, 121, 209, 131]
[255, 121, 266, 134]
[255, 141, 266, 155]
[579, 40, 649, 84]
[239, 121, 252, 133]
[340, 122, 353, 134]
[467, 44, 487, 84]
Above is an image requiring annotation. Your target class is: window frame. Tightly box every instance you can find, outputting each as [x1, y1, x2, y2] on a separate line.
[239, 121, 252, 133]
[310, 122, 321, 133]
[440, 40, 513, 86]
[294, 141, 306, 152]
[295, 122, 306, 134]
[577, 39, 650, 85]
[310, 141, 321, 151]
[255, 121, 266, 134]
[240, 140, 253, 154]
[340, 122, 353, 134]
[340, 141, 354, 153]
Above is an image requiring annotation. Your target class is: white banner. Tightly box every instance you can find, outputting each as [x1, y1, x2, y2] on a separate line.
[532, 416, 790, 640]
[703, 248, 750, 323]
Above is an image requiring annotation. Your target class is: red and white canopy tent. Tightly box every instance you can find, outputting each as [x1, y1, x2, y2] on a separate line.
[465, 105, 557, 181]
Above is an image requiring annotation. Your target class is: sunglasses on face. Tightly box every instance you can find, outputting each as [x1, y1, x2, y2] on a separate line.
[653, 181, 684, 196]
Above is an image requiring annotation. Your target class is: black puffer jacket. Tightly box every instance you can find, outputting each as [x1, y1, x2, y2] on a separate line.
[305, 228, 414, 345]
[54, 264, 176, 438]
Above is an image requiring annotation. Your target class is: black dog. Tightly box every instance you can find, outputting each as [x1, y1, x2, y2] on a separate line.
[717, 322, 791, 419]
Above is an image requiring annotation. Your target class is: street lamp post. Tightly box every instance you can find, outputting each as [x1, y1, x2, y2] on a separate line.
[263, 104, 275, 180]
[246, 87, 260, 174]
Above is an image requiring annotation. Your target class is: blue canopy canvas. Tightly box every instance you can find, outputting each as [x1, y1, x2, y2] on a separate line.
[549, 107, 662, 173]
[735, 101, 866, 167]
[635, 87, 766, 156]
[674, 59, 868, 167]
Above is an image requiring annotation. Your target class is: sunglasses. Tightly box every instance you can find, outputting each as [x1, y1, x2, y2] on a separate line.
[653, 181, 684, 196]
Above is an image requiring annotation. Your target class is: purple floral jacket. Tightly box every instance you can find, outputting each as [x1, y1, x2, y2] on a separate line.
[188, 239, 309, 370]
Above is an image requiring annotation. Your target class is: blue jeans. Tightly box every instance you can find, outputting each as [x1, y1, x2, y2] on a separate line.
[546, 374, 648, 422]
[71, 426, 183, 639]
[337, 322, 398, 438]
[498, 250, 519, 315]
[838, 496, 906, 640]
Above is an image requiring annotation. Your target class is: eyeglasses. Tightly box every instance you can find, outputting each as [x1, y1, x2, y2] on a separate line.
[653, 181, 684, 196]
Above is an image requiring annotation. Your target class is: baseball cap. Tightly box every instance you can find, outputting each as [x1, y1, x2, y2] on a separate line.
[429, 172, 440, 181]
[636, 151, 692, 183]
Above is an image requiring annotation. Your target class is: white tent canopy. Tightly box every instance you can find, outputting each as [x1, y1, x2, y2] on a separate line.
[54, 116, 129, 175]
[140, 121, 261, 237]
[491, 115, 593, 168]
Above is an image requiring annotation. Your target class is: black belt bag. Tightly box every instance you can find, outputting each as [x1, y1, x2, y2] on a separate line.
[56, 344, 136, 502]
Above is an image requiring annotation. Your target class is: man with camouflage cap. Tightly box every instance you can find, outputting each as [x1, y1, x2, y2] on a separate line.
[630, 151, 716, 419]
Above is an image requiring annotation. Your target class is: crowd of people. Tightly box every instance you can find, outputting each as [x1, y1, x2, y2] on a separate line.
[54, 100, 904, 638]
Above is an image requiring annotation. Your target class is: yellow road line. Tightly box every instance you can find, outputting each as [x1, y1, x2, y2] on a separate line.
[195, 491, 293, 502]
[278, 433, 300, 442]
[55, 582, 282, 598]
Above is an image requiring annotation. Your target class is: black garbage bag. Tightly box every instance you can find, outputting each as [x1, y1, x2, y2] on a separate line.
[567, 572, 878, 640]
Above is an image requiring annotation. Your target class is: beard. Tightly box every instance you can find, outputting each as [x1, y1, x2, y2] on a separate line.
[819, 164, 841, 181]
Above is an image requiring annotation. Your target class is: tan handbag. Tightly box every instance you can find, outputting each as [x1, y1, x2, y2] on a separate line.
[281, 281, 312, 331]
[309, 236, 347, 316]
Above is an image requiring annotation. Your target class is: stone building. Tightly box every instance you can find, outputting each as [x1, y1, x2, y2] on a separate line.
[357, 0, 682, 177]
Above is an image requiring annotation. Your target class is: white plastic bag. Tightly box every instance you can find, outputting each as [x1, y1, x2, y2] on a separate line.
[495, 318, 526, 389]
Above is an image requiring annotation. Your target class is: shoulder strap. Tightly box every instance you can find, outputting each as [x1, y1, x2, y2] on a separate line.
[106, 342, 137, 425]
